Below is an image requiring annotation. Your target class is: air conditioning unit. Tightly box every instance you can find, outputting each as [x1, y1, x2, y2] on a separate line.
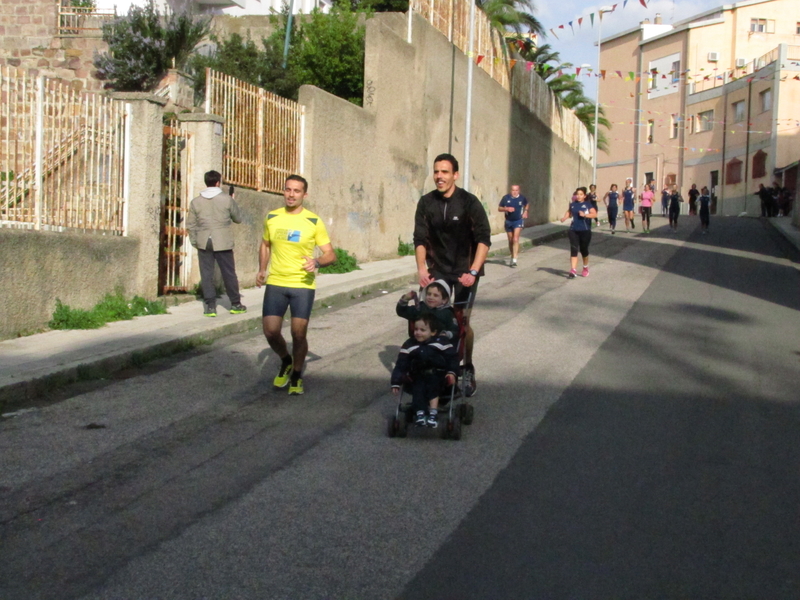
[708, 52, 720, 62]
[735, 58, 747, 68]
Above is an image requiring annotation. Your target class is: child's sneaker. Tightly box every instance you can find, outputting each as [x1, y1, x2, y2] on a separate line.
[581, 267, 589, 277]
[427, 409, 438, 428]
[415, 410, 426, 426]
[568, 269, 577, 279]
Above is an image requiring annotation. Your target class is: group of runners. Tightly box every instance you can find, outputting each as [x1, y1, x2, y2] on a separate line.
[188, 159, 721, 414]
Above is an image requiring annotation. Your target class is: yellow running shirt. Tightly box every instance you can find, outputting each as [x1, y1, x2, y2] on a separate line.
[263, 207, 331, 289]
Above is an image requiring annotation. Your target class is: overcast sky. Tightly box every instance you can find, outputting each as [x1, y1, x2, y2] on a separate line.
[535, 0, 724, 99]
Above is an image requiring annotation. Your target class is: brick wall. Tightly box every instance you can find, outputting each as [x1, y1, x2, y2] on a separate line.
[0, 0, 107, 91]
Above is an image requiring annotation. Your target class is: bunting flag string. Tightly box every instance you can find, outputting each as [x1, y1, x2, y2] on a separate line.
[546, 0, 647, 39]
[599, 101, 800, 128]
[612, 137, 722, 153]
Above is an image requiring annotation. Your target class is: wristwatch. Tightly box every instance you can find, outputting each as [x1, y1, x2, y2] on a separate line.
[469, 269, 479, 277]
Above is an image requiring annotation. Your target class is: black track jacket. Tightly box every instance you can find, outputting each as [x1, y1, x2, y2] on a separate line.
[413, 187, 492, 280]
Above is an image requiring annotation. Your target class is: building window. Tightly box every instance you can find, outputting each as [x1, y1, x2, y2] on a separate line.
[697, 110, 714, 132]
[670, 115, 679, 139]
[649, 69, 658, 90]
[732, 100, 746, 123]
[647, 120, 655, 144]
[666, 173, 677, 186]
[760, 88, 773, 112]
[796, 21, 800, 34]
[752, 150, 767, 178]
[671, 61, 681, 83]
[750, 18, 775, 33]
[726, 158, 743, 184]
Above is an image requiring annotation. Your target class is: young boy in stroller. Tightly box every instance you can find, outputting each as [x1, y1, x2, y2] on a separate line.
[395, 279, 459, 339]
[390, 314, 459, 428]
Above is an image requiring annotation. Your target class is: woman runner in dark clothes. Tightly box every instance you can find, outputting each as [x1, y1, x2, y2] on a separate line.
[668, 185, 682, 232]
[603, 183, 620, 234]
[560, 187, 597, 278]
[698, 186, 711, 233]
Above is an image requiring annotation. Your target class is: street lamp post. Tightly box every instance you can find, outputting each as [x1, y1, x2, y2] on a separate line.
[592, 6, 614, 186]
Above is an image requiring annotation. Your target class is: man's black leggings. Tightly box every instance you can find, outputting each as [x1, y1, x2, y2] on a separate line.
[568, 229, 592, 258]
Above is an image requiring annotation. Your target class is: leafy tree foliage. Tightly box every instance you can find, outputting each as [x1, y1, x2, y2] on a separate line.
[93, 0, 210, 91]
[292, 5, 366, 105]
[191, 4, 365, 106]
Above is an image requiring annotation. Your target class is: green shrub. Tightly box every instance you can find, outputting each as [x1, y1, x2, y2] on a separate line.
[94, 0, 210, 92]
[397, 236, 414, 256]
[319, 248, 360, 274]
[49, 293, 168, 330]
[49, 299, 105, 330]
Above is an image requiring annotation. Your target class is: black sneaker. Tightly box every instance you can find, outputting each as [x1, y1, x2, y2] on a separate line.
[415, 410, 426, 426]
[427, 410, 438, 428]
[230, 304, 247, 314]
[463, 365, 477, 398]
[204, 304, 217, 317]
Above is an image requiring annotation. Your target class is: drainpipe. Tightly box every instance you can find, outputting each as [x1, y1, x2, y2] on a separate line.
[743, 77, 753, 214]
[719, 71, 729, 213]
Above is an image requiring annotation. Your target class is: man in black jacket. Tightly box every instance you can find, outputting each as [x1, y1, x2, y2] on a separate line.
[413, 153, 491, 397]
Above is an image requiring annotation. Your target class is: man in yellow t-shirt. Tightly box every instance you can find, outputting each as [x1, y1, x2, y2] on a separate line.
[256, 175, 336, 396]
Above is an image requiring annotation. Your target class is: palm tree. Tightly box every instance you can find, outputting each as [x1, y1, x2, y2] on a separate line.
[561, 90, 611, 151]
[477, 0, 544, 37]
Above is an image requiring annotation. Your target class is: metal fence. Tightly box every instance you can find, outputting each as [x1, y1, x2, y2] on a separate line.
[160, 120, 193, 294]
[204, 68, 304, 194]
[0, 67, 128, 233]
[410, 0, 509, 90]
[57, 0, 116, 37]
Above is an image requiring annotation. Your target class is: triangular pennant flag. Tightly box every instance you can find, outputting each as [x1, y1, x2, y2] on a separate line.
[576, 67, 581, 76]
[509, 59, 517, 69]
[569, 21, 574, 34]
[639, 0, 647, 7]
[558, 24, 565, 29]
[600, 69, 607, 79]
[476, 55, 484, 65]
[526, 61, 534, 72]
[623, 0, 628, 7]
[578, 17, 583, 27]
[612, 4, 618, 11]
[550, 28, 559, 39]
[616, 70, 623, 78]
[628, 71, 635, 80]
[590, 13, 595, 26]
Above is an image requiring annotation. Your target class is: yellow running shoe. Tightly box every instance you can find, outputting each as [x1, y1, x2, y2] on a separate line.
[273, 360, 293, 388]
[288, 378, 304, 395]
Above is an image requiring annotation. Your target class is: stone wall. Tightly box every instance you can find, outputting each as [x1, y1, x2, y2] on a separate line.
[299, 12, 592, 261]
[0, 228, 141, 339]
[0, 0, 107, 91]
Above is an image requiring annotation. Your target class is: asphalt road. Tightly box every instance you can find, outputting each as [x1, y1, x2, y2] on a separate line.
[1, 215, 798, 600]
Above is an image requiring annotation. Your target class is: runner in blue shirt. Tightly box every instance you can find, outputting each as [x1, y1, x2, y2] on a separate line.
[698, 186, 711, 234]
[498, 184, 529, 268]
[603, 183, 620, 234]
[560, 187, 597, 279]
[622, 178, 636, 232]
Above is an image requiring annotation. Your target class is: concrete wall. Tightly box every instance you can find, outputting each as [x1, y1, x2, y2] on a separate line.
[300, 12, 591, 261]
[0, 228, 141, 339]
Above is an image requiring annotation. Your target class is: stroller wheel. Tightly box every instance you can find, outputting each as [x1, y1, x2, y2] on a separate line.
[397, 413, 408, 437]
[388, 417, 400, 438]
[461, 403, 474, 425]
[447, 414, 462, 441]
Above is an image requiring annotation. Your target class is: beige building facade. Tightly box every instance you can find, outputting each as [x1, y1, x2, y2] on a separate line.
[597, 0, 800, 217]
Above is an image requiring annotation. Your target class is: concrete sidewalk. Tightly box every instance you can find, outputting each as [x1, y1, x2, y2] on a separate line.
[0, 222, 570, 410]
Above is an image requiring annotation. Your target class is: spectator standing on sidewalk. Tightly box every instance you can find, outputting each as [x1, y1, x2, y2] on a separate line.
[414, 153, 491, 397]
[256, 175, 337, 396]
[186, 170, 247, 318]
[498, 184, 528, 268]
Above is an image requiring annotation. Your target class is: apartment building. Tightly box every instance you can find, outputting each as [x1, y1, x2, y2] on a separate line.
[597, 0, 800, 216]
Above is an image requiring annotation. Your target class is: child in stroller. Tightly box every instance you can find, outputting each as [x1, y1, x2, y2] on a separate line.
[395, 279, 459, 340]
[390, 314, 458, 428]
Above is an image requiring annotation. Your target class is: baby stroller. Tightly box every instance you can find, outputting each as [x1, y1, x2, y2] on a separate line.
[388, 289, 476, 441]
